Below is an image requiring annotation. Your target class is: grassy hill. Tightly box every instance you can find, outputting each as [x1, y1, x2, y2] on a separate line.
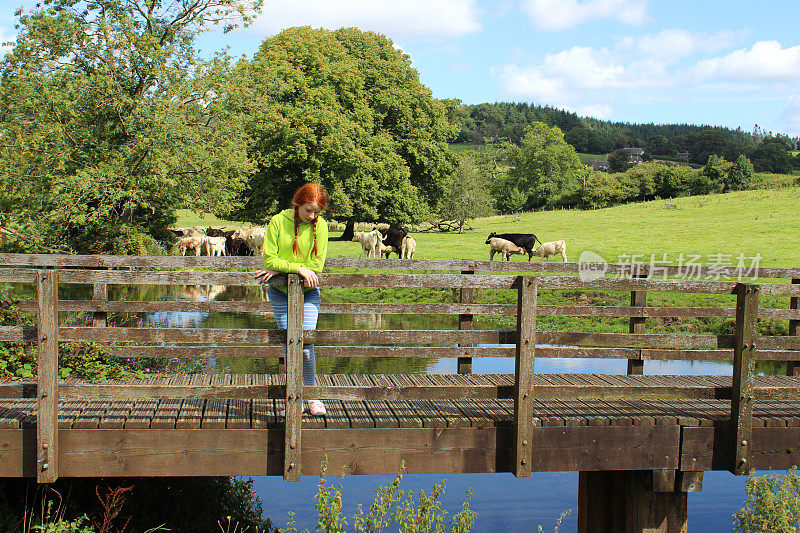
[325, 188, 800, 268]
[176, 188, 800, 268]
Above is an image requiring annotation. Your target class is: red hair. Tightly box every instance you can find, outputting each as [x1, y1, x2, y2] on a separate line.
[292, 182, 327, 257]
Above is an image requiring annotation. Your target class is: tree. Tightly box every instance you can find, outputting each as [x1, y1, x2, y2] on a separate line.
[749, 137, 793, 174]
[435, 152, 494, 233]
[229, 27, 459, 238]
[504, 122, 584, 209]
[0, 0, 261, 253]
[727, 154, 754, 191]
[607, 148, 632, 173]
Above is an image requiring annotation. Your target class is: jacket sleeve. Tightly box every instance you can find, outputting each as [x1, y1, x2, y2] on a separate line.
[262, 217, 300, 273]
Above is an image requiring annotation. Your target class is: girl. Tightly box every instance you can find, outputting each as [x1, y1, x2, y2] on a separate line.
[254, 182, 328, 416]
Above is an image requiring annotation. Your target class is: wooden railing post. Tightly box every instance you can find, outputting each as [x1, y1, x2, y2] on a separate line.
[36, 270, 59, 483]
[283, 274, 304, 481]
[92, 280, 108, 327]
[627, 273, 647, 375]
[731, 282, 759, 475]
[788, 278, 799, 376]
[457, 270, 474, 374]
[514, 276, 537, 477]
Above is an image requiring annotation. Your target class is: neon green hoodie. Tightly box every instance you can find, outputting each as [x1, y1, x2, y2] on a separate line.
[262, 208, 328, 276]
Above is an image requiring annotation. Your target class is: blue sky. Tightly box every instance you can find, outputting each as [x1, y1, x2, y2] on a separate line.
[3, 0, 800, 137]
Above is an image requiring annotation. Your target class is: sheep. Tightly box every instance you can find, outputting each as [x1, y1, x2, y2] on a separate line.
[486, 237, 526, 261]
[175, 236, 203, 256]
[401, 235, 416, 259]
[202, 236, 227, 257]
[532, 240, 567, 262]
[352, 229, 385, 258]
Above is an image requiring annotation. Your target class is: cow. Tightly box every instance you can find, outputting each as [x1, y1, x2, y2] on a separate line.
[485, 232, 541, 261]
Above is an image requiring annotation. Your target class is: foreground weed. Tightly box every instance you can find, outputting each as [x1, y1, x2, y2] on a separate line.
[277, 457, 477, 533]
[733, 467, 800, 532]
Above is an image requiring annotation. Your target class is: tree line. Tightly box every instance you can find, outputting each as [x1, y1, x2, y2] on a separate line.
[454, 102, 800, 171]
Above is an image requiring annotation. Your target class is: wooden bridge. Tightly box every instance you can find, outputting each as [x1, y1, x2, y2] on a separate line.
[1, 253, 799, 532]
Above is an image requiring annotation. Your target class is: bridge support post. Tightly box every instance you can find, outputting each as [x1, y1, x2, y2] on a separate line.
[457, 270, 474, 374]
[730, 283, 759, 475]
[283, 274, 304, 481]
[578, 470, 693, 533]
[36, 270, 59, 483]
[788, 278, 799, 376]
[513, 276, 537, 477]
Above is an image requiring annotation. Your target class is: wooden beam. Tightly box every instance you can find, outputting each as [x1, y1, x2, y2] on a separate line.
[514, 276, 537, 477]
[92, 281, 108, 328]
[36, 270, 58, 483]
[788, 278, 799, 376]
[457, 270, 474, 374]
[730, 283, 759, 475]
[284, 274, 303, 481]
[578, 471, 688, 533]
[628, 273, 647, 375]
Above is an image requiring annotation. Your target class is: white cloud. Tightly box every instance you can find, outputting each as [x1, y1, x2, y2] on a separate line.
[780, 95, 800, 134]
[521, 0, 649, 31]
[252, 0, 481, 40]
[637, 29, 741, 63]
[570, 103, 613, 119]
[694, 41, 800, 82]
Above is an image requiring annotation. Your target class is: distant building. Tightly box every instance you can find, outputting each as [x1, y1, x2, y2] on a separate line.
[675, 152, 690, 163]
[586, 159, 610, 171]
[622, 147, 645, 164]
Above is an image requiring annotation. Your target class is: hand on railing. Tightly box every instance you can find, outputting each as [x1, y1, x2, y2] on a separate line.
[297, 266, 319, 288]
[254, 269, 281, 284]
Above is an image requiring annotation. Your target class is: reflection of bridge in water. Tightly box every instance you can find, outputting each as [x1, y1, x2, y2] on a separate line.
[1, 254, 799, 533]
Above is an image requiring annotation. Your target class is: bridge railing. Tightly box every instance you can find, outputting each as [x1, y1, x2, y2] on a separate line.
[0, 254, 799, 481]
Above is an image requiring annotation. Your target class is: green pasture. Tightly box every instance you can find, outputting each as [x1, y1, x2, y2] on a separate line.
[577, 153, 607, 163]
[326, 187, 800, 269]
[177, 187, 800, 268]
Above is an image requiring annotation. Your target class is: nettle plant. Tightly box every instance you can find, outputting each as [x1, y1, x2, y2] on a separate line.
[276, 457, 477, 533]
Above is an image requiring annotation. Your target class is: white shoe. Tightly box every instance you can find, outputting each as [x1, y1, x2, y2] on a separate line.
[307, 400, 326, 416]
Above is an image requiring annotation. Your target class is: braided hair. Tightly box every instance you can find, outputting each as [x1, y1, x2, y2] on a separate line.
[291, 182, 327, 257]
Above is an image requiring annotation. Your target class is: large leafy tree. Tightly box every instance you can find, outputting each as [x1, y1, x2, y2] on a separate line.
[502, 122, 584, 210]
[230, 27, 459, 236]
[0, 0, 260, 253]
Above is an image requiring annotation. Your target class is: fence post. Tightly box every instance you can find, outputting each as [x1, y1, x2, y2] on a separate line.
[627, 272, 647, 375]
[514, 276, 537, 477]
[283, 274, 304, 482]
[730, 283, 759, 475]
[458, 270, 474, 374]
[788, 278, 799, 376]
[92, 280, 108, 327]
[37, 270, 59, 483]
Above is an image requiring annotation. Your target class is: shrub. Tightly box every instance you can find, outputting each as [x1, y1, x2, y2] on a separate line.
[733, 467, 800, 532]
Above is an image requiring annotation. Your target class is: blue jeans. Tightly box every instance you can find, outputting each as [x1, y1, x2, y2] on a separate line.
[268, 286, 320, 386]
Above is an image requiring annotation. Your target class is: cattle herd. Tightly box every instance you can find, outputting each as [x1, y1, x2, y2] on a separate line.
[171, 226, 264, 257]
[172, 224, 565, 262]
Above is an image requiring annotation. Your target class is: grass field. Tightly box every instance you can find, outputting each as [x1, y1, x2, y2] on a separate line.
[577, 153, 607, 163]
[177, 188, 800, 268]
[325, 187, 800, 269]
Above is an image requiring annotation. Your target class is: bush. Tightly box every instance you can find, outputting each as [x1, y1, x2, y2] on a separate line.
[733, 467, 800, 532]
[275, 457, 477, 533]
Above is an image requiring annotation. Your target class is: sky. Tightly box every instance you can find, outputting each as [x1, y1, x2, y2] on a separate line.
[2, 0, 800, 137]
